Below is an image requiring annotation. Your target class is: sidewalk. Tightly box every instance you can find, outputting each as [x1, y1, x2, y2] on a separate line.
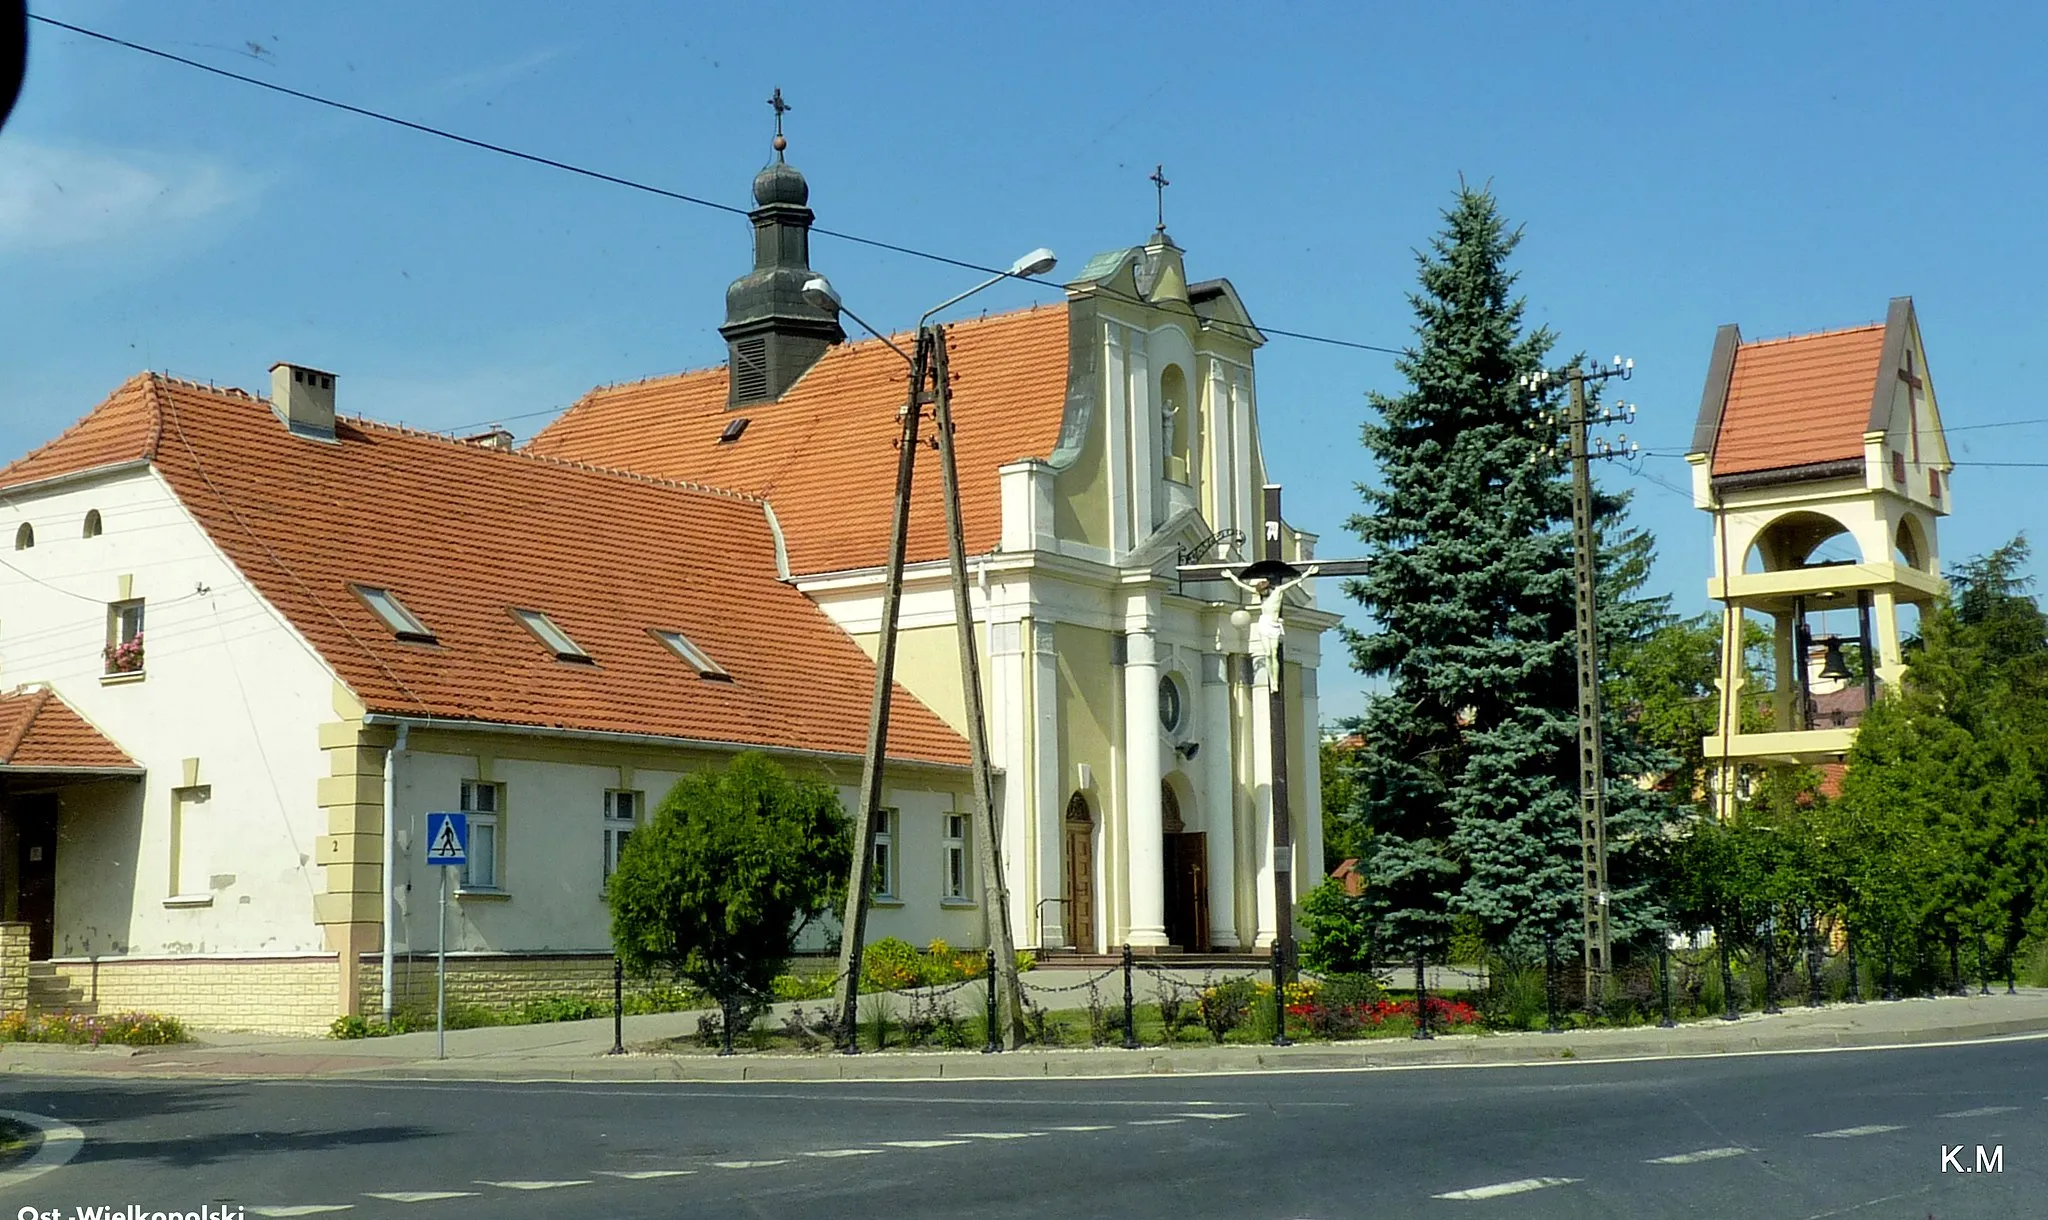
[4, 988, 2044, 1084]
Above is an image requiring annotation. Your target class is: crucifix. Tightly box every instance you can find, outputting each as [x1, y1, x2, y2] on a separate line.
[1177, 486, 1372, 1006]
[1150, 163, 1170, 232]
[1899, 349, 1923, 463]
[767, 86, 791, 156]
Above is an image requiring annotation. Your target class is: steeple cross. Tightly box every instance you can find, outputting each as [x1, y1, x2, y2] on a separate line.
[1150, 163, 1170, 232]
[767, 87, 792, 157]
[1900, 349, 1923, 462]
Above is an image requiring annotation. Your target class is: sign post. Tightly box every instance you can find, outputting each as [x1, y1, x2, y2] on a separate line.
[424, 811, 468, 1061]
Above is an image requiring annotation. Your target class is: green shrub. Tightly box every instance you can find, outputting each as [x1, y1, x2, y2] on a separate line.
[1198, 977, 1258, 1043]
[2, 1011, 186, 1046]
[1301, 876, 1377, 975]
[772, 972, 836, 1002]
[1482, 962, 1549, 1031]
[623, 983, 703, 1014]
[2019, 936, 2048, 987]
[863, 937, 923, 992]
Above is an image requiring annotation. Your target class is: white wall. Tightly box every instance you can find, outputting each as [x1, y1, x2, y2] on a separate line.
[1, 467, 338, 956]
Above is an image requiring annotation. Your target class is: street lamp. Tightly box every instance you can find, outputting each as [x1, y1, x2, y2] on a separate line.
[816, 249, 1055, 1051]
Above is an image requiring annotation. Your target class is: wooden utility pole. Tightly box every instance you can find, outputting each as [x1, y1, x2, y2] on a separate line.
[929, 329, 1026, 1047]
[832, 329, 933, 1045]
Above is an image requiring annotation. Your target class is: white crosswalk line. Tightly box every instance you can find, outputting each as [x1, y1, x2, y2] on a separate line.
[1938, 1105, 2018, 1118]
[364, 1193, 477, 1204]
[595, 1170, 697, 1179]
[248, 1208, 354, 1217]
[881, 1139, 971, 1148]
[713, 1159, 791, 1169]
[1646, 1147, 1750, 1165]
[803, 1149, 883, 1158]
[1046, 1125, 1115, 1132]
[1433, 1177, 1582, 1200]
[476, 1181, 592, 1191]
[1127, 1118, 1186, 1126]
[951, 1132, 1044, 1140]
[1176, 1112, 1247, 1121]
[1810, 1125, 1905, 1139]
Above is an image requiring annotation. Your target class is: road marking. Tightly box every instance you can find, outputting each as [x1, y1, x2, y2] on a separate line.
[1810, 1125, 1905, 1139]
[248, 1209, 354, 1217]
[0, 1110, 85, 1192]
[1647, 1147, 1750, 1164]
[951, 1131, 1044, 1140]
[1046, 1125, 1115, 1132]
[803, 1148, 883, 1158]
[1938, 1105, 2018, 1118]
[364, 1193, 477, 1204]
[1433, 1177, 1582, 1200]
[1176, 1112, 1247, 1121]
[1127, 1118, 1186, 1126]
[596, 1170, 697, 1179]
[881, 1139, 971, 1148]
[713, 1160, 791, 1169]
[475, 1180, 592, 1190]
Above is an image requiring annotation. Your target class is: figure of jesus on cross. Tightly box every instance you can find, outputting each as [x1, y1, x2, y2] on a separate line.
[1223, 564, 1319, 690]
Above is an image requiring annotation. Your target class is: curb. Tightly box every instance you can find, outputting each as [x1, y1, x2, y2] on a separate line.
[0, 1109, 84, 1189]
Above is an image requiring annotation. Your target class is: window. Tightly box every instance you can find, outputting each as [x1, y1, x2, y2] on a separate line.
[603, 789, 642, 886]
[652, 628, 730, 680]
[871, 808, 897, 900]
[512, 608, 592, 662]
[1159, 675, 1183, 733]
[12, 522, 31, 550]
[718, 418, 750, 444]
[169, 785, 211, 900]
[82, 510, 102, 539]
[942, 813, 970, 902]
[352, 585, 436, 642]
[460, 779, 503, 890]
[105, 598, 145, 675]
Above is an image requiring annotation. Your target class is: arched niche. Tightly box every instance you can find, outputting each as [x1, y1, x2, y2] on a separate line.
[13, 522, 31, 550]
[1893, 514, 1929, 572]
[83, 509, 103, 539]
[1160, 363, 1192, 484]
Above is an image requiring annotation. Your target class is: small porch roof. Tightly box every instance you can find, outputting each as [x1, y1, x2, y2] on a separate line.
[0, 687, 144, 778]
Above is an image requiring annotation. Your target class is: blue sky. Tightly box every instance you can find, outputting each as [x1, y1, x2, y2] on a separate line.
[5, 1, 2043, 722]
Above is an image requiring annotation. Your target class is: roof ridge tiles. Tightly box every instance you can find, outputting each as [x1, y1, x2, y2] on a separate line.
[339, 412, 762, 503]
[1741, 321, 1886, 348]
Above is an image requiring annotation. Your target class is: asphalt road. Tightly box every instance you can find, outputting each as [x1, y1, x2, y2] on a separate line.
[2, 1037, 2043, 1219]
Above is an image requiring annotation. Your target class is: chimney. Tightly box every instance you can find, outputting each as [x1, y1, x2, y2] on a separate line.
[459, 428, 515, 452]
[270, 362, 338, 441]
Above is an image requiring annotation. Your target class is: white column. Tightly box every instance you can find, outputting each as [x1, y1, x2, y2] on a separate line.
[1232, 372, 1257, 550]
[1250, 651, 1278, 948]
[1028, 619, 1067, 948]
[1123, 621, 1168, 947]
[1199, 651, 1239, 946]
[1297, 662, 1323, 905]
[1206, 358, 1233, 535]
[1104, 325, 1131, 559]
[988, 618, 1033, 946]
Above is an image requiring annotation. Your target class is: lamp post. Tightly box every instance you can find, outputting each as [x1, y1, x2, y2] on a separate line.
[813, 250, 1056, 1051]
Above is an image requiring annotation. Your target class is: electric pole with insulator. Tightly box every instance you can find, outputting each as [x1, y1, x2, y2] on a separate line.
[1524, 356, 1639, 1014]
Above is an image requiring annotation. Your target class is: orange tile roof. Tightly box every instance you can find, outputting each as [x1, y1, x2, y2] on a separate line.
[528, 305, 1072, 575]
[0, 376, 968, 768]
[1710, 325, 1886, 477]
[0, 687, 142, 772]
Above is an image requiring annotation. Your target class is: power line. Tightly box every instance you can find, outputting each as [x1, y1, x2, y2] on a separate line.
[29, 14, 1407, 359]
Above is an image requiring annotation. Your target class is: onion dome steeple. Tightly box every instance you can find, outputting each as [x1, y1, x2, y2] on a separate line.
[719, 88, 843, 409]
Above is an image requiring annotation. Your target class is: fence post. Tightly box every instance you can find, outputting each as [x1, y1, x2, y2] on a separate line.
[608, 957, 625, 1055]
[1845, 923, 1862, 1004]
[1657, 943, 1675, 1028]
[1882, 936, 1897, 1001]
[1411, 948, 1433, 1041]
[1719, 936, 1739, 1021]
[1270, 940, 1292, 1047]
[983, 948, 999, 1054]
[2008, 940, 2019, 996]
[719, 995, 736, 1057]
[1543, 930, 1562, 1033]
[1121, 945, 1139, 1049]
[1762, 914, 1782, 1015]
[1977, 933, 1991, 995]
[1805, 911, 1823, 1008]
[1948, 932, 1964, 996]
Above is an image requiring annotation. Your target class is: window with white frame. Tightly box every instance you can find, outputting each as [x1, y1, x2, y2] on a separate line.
[942, 812, 970, 902]
[603, 789, 642, 886]
[460, 779, 503, 890]
[871, 808, 897, 900]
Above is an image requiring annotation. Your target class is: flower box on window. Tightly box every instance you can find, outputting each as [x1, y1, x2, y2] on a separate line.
[103, 633, 145, 675]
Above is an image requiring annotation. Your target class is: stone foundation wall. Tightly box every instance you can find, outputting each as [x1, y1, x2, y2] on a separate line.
[0, 924, 29, 1017]
[355, 952, 668, 1018]
[47, 954, 340, 1035]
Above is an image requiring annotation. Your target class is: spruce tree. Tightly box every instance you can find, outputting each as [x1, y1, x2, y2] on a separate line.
[1341, 186, 1677, 959]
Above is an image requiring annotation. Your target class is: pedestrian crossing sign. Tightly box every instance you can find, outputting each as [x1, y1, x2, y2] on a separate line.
[425, 811, 467, 867]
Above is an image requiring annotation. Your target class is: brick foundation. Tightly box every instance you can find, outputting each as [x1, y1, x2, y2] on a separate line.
[355, 952, 669, 1018]
[47, 954, 341, 1034]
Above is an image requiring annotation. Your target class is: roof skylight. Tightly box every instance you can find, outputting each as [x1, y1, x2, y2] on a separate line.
[719, 418, 750, 444]
[652, 628, 730, 680]
[512, 609, 592, 663]
[351, 585, 435, 643]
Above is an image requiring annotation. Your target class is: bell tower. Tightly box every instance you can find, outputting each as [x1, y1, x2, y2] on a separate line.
[719, 88, 844, 408]
[1689, 297, 1953, 817]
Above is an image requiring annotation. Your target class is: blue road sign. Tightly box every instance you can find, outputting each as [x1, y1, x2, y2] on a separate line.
[425, 811, 468, 867]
